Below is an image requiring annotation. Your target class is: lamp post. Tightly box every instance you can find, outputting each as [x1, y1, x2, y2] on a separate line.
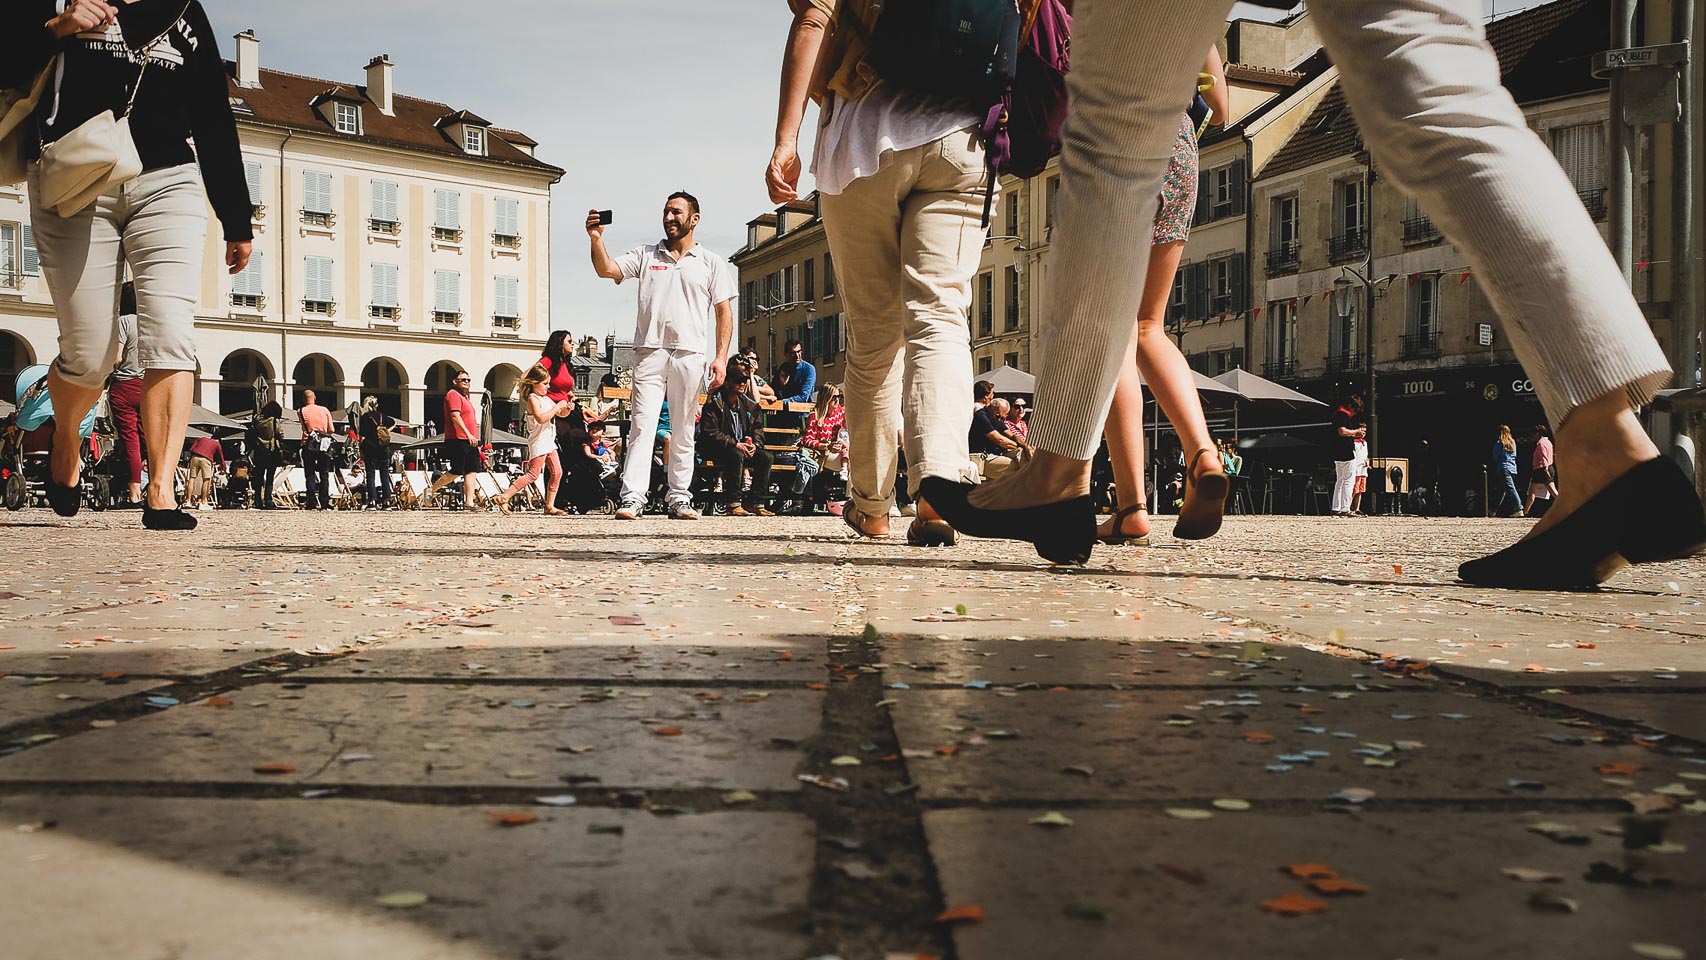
[1336, 265, 1396, 505]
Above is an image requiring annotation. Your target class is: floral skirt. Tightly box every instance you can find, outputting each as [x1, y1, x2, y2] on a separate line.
[1152, 113, 1199, 245]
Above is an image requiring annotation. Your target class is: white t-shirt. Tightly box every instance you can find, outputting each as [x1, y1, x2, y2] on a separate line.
[613, 241, 736, 356]
[525, 394, 556, 460]
[811, 80, 981, 196]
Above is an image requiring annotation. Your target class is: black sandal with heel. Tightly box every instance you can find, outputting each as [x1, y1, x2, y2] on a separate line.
[920, 477, 1095, 565]
[1097, 504, 1151, 546]
[1173, 448, 1229, 541]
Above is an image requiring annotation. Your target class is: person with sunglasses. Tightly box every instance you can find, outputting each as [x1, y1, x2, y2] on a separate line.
[424, 370, 480, 509]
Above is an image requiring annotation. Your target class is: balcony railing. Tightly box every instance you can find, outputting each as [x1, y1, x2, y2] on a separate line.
[369, 305, 400, 321]
[491, 233, 522, 249]
[368, 218, 401, 235]
[300, 210, 335, 228]
[492, 315, 521, 330]
[1329, 228, 1367, 262]
[1326, 351, 1364, 374]
[1402, 216, 1441, 245]
[229, 293, 264, 310]
[432, 227, 464, 243]
[1265, 243, 1301, 275]
[432, 311, 463, 327]
[1578, 187, 1607, 221]
[301, 299, 335, 317]
[1402, 330, 1441, 358]
[1263, 357, 1297, 380]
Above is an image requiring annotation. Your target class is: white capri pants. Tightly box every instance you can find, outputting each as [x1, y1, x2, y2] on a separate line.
[30, 162, 209, 390]
[1028, 0, 1672, 459]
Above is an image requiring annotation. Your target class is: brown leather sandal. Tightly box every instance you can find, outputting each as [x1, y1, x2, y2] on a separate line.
[842, 502, 891, 539]
[1096, 503, 1151, 546]
[1174, 448, 1229, 541]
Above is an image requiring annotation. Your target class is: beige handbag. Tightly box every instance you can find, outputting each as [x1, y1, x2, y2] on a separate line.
[36, 12, 185, 218]
[0, 64, 54, 187]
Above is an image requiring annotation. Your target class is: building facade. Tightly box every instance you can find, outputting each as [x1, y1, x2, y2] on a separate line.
[0, 31, 561, 430]
[732, 197, 846, 390]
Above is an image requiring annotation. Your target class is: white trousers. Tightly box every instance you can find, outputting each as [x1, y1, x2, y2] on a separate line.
[1331, 459, 1358, 515]
[1029, 0, 1672, 459]
[619, 347, 705, 508]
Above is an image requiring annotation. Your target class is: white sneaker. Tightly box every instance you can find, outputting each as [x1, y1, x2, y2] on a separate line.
[614, 502, 642, 520]
[198, 503, 214, 511]
[668, 503, 700, 521]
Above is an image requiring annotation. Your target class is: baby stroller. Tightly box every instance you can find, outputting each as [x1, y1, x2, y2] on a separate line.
[2, 364, 111, 512]
[557, 426, 620, 515]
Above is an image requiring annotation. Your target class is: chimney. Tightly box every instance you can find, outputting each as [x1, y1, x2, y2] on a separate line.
[366, 55, 394, 116]
[234, 30, 260, 88]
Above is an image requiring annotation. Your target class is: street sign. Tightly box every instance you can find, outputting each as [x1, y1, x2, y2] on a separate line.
[1591, 42, 1690, 78]
[1477, 323, 1494, 346]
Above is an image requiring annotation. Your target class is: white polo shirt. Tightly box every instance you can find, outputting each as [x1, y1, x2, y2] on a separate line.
[615, 241, 737, 356]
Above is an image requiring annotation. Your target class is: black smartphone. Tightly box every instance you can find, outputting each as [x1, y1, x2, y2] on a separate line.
[597, 210, 613, 225]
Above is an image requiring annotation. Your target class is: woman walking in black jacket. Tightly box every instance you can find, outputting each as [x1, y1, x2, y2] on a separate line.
[2, 0, 253, 530]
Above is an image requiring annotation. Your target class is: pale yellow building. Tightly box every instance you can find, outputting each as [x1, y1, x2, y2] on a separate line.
[0, 31, 561, 428]
[732, 196, 846, 390]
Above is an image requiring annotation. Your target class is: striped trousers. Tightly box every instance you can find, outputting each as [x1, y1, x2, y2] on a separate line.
[1029, 0, 1672, 459]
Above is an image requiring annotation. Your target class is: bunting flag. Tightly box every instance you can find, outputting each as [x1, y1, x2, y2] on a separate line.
[1252, 307, 1262, 322]
[1459, 270, 1471, 284]
[1637, 261, 1652, 272]
[1301, 295, 1312, 307]
[1408, 272, 1422, 283]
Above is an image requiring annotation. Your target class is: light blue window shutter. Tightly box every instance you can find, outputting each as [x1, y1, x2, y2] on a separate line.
[495, 197, 518, 237]
[305, 256, 333, 302]
[21, 224, 39, 276]
[495, 276, 518, 317]
[435, 270, 459, 313]
[233, 251, 264, 296]
[303, 170, 331, 214]
[372, 180, 398, 222]
[434, 190, 459, 229]
[244, 162, 262, 207]
[373, 263, 398, 307]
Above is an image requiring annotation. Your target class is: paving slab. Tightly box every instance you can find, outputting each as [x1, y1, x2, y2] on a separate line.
[0, 636, 294, 678]
[0, 795, 813, 960]
[1528, 691, 1706, 741]
[891, 689, 1681, 803]
[926, 808, 1706, 960]
[0, 682, 820, 791]
[876, 636, 1407, 688]
[0, 675, 171, 729]
[294, 641, 829, 683]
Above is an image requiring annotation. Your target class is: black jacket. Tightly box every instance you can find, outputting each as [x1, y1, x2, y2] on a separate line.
[2, 0, 252, 241]
[697, 392, 761, 450]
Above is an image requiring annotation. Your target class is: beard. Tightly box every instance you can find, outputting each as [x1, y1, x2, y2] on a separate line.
[662, 220, 684, 238]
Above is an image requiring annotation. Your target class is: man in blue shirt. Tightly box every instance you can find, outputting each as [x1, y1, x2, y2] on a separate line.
[772, 339, 816, 406]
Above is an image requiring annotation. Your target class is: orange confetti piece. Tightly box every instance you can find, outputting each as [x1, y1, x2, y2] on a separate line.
[1522, 664, 1548, 673]
[1392, 564, 1403, 575]
[1260, 891, 1329, 916]
[1298, 707, 1326, 716]
[1243, 732, 1276, 744]
[100, 671, 125, 680]
[780, 650, 794, 661]
[1598, 762, 1645, 776]
[203, 696, 234, 708]
[805, 682, 829, 691]
[1309, 878, 1368, 896]
[936, 905, 986, 924]
[1575, 642, 1597, 649]
[252, 763, 296, 774]
[693, 693, 724, 702]
[652, 727, 684, 737]
[1284, 863, 1338, 880]
[935, 744, 960, 757]
[485, 812, 540, 827]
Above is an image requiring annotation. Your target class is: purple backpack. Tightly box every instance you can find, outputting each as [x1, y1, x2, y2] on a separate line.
[979, 0, 1071, 224]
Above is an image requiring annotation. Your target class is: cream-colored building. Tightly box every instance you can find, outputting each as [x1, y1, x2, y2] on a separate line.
[732, 196, 846, 389]
[0, 31, 561, 429]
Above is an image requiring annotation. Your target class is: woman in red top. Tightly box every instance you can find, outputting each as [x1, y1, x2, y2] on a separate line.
[538, 330, 578, 405]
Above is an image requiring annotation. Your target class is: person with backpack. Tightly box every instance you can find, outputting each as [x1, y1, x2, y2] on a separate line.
[769, 0, 1066, 548]
[357, 396, 397, 510]
[246, 401, 284, 510]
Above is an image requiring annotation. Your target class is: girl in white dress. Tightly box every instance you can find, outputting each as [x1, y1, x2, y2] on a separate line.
[497, 364, 568, 515]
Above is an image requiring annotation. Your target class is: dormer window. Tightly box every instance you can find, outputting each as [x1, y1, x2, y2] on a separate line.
[464, 126, 486, 155]
[334, 102, 361, 135]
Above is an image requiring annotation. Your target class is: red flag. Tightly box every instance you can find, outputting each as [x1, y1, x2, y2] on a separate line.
[1252, 307, 1263, 322]
[1637, 260, 1651, 272]
[1408, 272, 1422, 283]
[1459, 270, 1471, 284]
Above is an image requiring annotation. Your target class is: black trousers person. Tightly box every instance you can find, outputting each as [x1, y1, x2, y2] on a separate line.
[301, 445, 332, 510]
[703, 440, 773, 509]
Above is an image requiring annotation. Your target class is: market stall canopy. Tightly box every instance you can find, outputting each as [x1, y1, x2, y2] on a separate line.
[1213, 368, 1329, 406]
[981, 365, 1036, 394]
[187, 404, 244, 430]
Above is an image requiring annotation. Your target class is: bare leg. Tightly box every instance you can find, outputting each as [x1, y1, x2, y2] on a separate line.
[141, 370, 192, 510]
[1132, 244, 1220, 478]
[45, 368, 103, 487]
[1097, 334, 1152, 539]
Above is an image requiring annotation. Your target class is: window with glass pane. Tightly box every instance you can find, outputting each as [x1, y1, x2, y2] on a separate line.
[823, 254, 836, 297]
[978, 272, 994, 336]
[1408, 275, 1437, 336]
[334, 103, 360, 135]
[1005, 266, 1020, 330]
[1266, 301, 1296, 368]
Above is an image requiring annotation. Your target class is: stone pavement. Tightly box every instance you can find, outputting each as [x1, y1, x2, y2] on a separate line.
[1, 509, 1703, 960]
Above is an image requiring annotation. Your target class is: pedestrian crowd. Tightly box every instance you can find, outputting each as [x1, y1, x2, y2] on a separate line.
[4, 0, 1701, 590]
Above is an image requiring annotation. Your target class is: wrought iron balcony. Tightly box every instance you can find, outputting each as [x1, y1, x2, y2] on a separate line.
[1329, 228, 1368, 262]
[1265, 243, 1301, 275]
[1578, 188, 1607, 221]
[1402, 216, 1441, 245]
[1401, 330, 1441, 358]
[1263, 357, 1297, 380]
[1325, 351, 1364, 374]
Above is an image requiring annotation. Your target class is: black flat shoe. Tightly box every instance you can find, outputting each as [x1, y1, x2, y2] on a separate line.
[920, 477, 1095, 565]
[1458, 456, 1706, 590]
[142, 506, 198, 531]
[46, 479, 80, 517]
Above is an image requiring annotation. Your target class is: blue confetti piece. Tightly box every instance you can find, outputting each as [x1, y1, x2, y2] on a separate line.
[1352, 748, 1388, 757]
[1331, 731, 1357, 739]
[1684, 758, 1706, 766]
[1390, 714, 1417, 721]
[1277, 754, 1312, 763]
[511, 701, 535, 709]
[1439, 713, 1470, 720]
[145, 696, 179, 708]
[889, 682, 910, 690]
[963, 680, 992, 690]
[1302, 750, 1331, 758]
[1266, 764, 1295, 773]
[1296, 726, 1327, 734]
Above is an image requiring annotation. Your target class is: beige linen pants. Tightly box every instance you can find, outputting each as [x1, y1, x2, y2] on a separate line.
[819, 126, 988, 516]
[1028, 0, 1672, 460]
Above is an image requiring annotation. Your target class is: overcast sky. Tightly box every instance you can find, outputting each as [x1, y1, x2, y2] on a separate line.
[204, 1, 1544, 344]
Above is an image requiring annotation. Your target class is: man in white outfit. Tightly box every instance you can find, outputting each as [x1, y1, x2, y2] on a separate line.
[587, 192, 736, 520]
